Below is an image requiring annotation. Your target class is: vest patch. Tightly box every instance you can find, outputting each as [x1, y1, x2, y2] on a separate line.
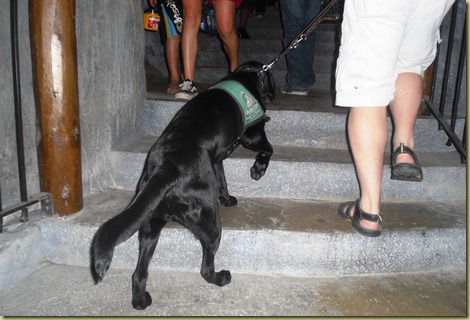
[210, 80, 265, 127]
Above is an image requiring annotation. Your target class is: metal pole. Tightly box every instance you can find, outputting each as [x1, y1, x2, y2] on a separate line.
[11, 0, 29, 222]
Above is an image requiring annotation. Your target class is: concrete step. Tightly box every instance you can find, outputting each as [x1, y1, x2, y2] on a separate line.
[140, 96, 464, 153]
[121, 95, 467, 202]
[11, 190, 466, 280]
[0, 263, 465, 316]
[194, 66, 335, 90]
[109, 135, 465, 202]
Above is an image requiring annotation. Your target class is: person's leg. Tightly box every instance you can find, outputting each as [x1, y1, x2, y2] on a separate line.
[389, 0, 454, 163]
[237, 8, 252, 39]
[347, 106, 387, 230]
[181, 0, 202, 81]
[213, 0, 239, 72]
[335, 0, 408, 236]
[279, 0, 320, 91]
[389, 72, 423, 163]
[165, 36, 181, 84]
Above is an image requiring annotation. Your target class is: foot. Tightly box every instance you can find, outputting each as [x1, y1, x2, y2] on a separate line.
[391, 143, 423, 182]
[166, 82, 179, 94]
[280, 83, 310, 96]
[338, 199, 382, 237]
[175, 79, 198, 101]
[237, 27, 250, 39]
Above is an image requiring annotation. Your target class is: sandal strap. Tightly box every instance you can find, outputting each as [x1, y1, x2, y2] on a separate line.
[392, 143, 420, 165]
[354, 200, 383, 223]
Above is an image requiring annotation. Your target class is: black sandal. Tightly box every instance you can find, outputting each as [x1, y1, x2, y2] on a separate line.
[338, 199, 382, 237]
[391, 143, 423, 182]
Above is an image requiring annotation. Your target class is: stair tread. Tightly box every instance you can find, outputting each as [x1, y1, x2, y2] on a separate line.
[1, 263, 465, 316]
[146, 81, 343, 113]
[75, 190, 465, 232]
[114, 135, 464, 168]
[30, 190, 465, 277]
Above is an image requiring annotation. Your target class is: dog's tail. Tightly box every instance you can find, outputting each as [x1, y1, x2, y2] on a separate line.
[90, 169, 176, 283]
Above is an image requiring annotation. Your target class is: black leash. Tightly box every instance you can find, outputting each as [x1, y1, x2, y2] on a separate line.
[261, 0, 340, 73]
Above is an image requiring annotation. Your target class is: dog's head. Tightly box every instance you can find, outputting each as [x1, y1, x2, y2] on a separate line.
[232, 61, 276, 103]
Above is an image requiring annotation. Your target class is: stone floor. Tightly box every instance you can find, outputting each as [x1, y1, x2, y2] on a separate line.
[0, 263, 465, 317]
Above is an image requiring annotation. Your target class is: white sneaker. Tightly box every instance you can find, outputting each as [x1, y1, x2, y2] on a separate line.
[175, 80, 198, 101]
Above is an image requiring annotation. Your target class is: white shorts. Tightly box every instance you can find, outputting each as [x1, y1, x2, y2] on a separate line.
[335, 0, 455, 107]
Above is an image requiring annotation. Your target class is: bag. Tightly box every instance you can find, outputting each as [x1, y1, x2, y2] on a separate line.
[200, 1, 217, 34]
[143, 9, 160, 31]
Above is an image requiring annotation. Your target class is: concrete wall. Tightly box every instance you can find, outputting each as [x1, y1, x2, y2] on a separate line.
[0, 0, 145, 209]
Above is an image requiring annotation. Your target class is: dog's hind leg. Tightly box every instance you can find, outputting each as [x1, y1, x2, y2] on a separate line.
[131, 217, 166, 310]
[90, 171, 176, 283]
[195, 206, 231, 287]
[214, 161, 237, 207]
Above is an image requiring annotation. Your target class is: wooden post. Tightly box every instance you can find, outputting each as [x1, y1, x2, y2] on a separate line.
[29, 0, 83, 215]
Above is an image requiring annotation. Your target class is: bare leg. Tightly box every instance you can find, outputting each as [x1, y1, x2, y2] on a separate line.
[347, 106, 388, 230]
[390, 72, 423, 163]
[181, 0, 202, 80]
[165, 35, 181, 84]
[213, 0, 239, 72]
[346, 73, 423, 230]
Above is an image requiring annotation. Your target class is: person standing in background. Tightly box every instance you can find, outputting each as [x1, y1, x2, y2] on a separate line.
[279, 0, 322, 96]
[210, 0, 240, 73]
[176, 0, 240, 100]
[149, 0, 183, 94]
[176, 0, 202, 100]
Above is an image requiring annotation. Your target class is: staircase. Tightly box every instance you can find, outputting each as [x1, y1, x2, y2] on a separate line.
[135, 8, 466, 275]
[0, 7, 466, 317]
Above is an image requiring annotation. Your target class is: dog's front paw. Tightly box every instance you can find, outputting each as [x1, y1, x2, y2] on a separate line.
[219, 195, 238, 207]
[132, 291, 153, 310]
[215, 270, 232, 287]
[250, 153, 270, 180]
[250, 163, 267, 180]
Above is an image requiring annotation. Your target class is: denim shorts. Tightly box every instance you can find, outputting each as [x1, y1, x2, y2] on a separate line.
[335, 0, 455, 107]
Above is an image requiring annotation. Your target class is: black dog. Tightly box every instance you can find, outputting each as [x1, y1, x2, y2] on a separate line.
[90, 61, 275, 310]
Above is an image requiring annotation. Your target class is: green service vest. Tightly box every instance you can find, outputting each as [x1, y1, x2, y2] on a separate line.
[210, 80, 265, 127]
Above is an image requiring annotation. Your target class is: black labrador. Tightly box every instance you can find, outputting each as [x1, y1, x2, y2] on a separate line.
[90, 61, 275, 310]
